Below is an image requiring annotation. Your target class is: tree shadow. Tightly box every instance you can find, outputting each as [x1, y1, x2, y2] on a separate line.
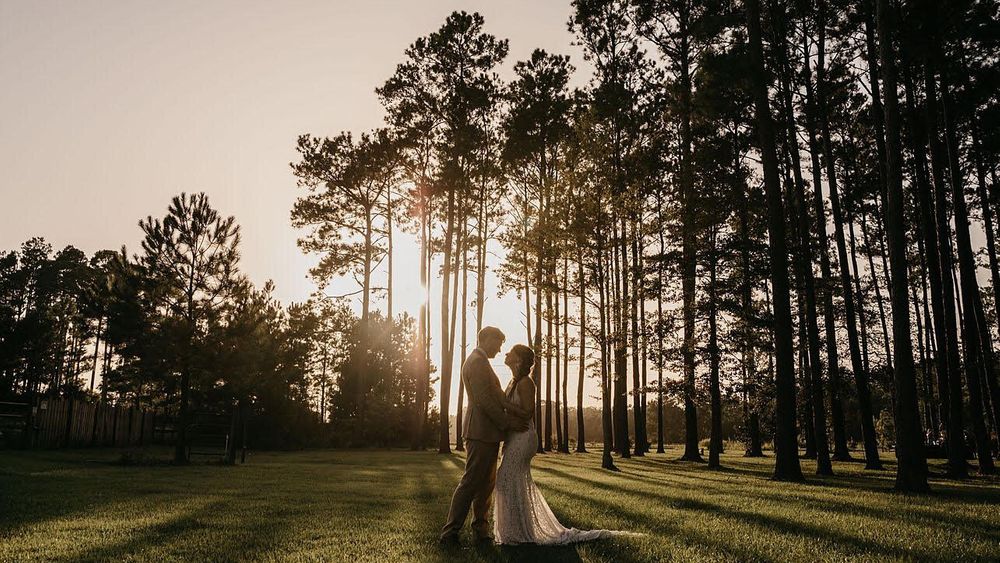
[8, 449, 999, 561]
[536, 463, 993, 561]
[66, 499, 251, 561]
[621, 453, 1000, 504]
[0, 450, 413, 562]
[617, 462, 1000, 544]
[537, 480, 758, 562]
[1, 454, 167, 535]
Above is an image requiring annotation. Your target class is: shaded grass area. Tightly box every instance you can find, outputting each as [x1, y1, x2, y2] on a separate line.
[1, 447, 999, 562]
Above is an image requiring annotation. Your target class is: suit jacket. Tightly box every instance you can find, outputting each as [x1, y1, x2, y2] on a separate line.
[462, 348, 512, 443]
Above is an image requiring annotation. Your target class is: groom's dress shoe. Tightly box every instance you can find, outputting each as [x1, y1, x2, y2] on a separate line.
[439, 535, 461, 548]
[474, 534, 494, 544]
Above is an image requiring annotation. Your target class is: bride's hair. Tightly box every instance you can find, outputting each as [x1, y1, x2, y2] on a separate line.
[511, 344, 535, 378]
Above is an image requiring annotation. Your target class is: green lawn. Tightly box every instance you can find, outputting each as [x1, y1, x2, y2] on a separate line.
[1, 447, 999, 562]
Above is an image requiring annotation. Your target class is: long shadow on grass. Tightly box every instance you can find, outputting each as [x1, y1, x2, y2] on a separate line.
[539, 481, 759, 562]
[658, 456, 1000, 505]
[619, 454, 1000, 505]
[3, 452, 418, 561]
[534, 453, 1000, 552]
[0, 459, 168, 535]
[612, 461, 1000, 545]
[65, 501, 284, 561]
[537, 464, 940, 561]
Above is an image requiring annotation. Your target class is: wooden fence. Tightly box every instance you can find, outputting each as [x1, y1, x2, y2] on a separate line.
[1, 398, 171, 449]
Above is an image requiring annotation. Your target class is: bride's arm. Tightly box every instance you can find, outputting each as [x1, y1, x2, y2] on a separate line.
[512, 378, 535, 421]
[501, 394, 531, 420]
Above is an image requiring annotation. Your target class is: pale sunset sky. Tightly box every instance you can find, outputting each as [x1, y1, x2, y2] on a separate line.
[0, 1, 610, 411]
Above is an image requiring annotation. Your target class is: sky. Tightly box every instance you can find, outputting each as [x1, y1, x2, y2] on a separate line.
[0, 0, 606, 412]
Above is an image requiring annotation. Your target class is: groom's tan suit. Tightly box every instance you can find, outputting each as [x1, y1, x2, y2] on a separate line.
[440, 348, 520, 541]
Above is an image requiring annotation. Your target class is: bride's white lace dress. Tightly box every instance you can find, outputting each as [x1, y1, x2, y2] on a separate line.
[493, 381, 622, 545]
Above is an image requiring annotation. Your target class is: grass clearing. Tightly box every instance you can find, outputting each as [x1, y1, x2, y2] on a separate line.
[1, 447, 999, 561]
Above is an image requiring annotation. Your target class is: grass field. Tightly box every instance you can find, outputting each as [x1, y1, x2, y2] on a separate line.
[2, 446, 999, 562]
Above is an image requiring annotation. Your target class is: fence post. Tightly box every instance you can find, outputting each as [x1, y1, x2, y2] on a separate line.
[22, 392, 35, 449]
[110, 405, 118, 447]
[125, 406, 131, 446]
[90, 401, 99, 446]
[63, 398, 74, 448]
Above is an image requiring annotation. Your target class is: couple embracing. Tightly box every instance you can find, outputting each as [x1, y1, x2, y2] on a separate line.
[439, 326, 627, 547]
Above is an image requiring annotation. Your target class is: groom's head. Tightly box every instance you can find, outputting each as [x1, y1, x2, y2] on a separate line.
[477, 326, 505, 358]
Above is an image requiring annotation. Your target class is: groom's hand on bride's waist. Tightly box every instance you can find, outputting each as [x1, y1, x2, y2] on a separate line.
[507, 416, 530, 432]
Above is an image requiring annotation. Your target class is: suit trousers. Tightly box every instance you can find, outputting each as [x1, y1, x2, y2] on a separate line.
[440, 438, 501, 539]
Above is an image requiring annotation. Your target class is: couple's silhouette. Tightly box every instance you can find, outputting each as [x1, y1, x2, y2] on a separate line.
[439, 326, 624, 546]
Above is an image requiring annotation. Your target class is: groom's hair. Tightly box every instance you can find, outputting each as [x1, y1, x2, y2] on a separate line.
[478, 326, 505, 344]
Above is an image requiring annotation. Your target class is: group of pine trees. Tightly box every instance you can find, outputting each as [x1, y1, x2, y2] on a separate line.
[293, 0, 1000, 492]
[0, 193, 434, 460]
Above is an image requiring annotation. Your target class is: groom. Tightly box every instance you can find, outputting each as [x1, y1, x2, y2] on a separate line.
[440, 326, 528, 546]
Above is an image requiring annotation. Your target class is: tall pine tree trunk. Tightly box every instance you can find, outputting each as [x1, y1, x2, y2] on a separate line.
[639, 254, 649, 454]
[708, 228, 723, 469]
[631, 221, 645, 457]
[410, 196, 429, 451]
[387, 188, 394, 321]
[679, 22, 701, 462]
[972, 128, 1000, 440]
[562, 255, 571, 453]
[777, 18, 832, 475]
[918, 250, 941, 437]
[941, 68, 996, 474]
[922, 29, 969, 477]
[597, 234, 616, 470]
[746, 0, 803, 481]
[739, 165, 764, 458]
[902, 49, 955, 458]
[798, 297, 817, 460]
[534, 189, 545, 454]
[805, 15, 850, 461]
[613, 221, 630, 458]
[910, 267, 932, 433]
[826, 107, 882, 470]
[456, 227, 469, 451]
[877, 0, 930, 490]
[554, 270, 562, 452]
[577, 248, 588, 453]
[358, 214, 375, 433]
[90, 317, 102, 392]
[657, 189, 667, 454]
[438, 188, 457, 454]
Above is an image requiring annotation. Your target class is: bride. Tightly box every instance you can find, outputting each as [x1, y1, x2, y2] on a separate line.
[493, 344, 625, 545]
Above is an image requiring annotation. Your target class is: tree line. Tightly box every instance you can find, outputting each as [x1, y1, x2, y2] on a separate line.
[291, 0, 1000, 492]
[0, 193, 437, 461]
